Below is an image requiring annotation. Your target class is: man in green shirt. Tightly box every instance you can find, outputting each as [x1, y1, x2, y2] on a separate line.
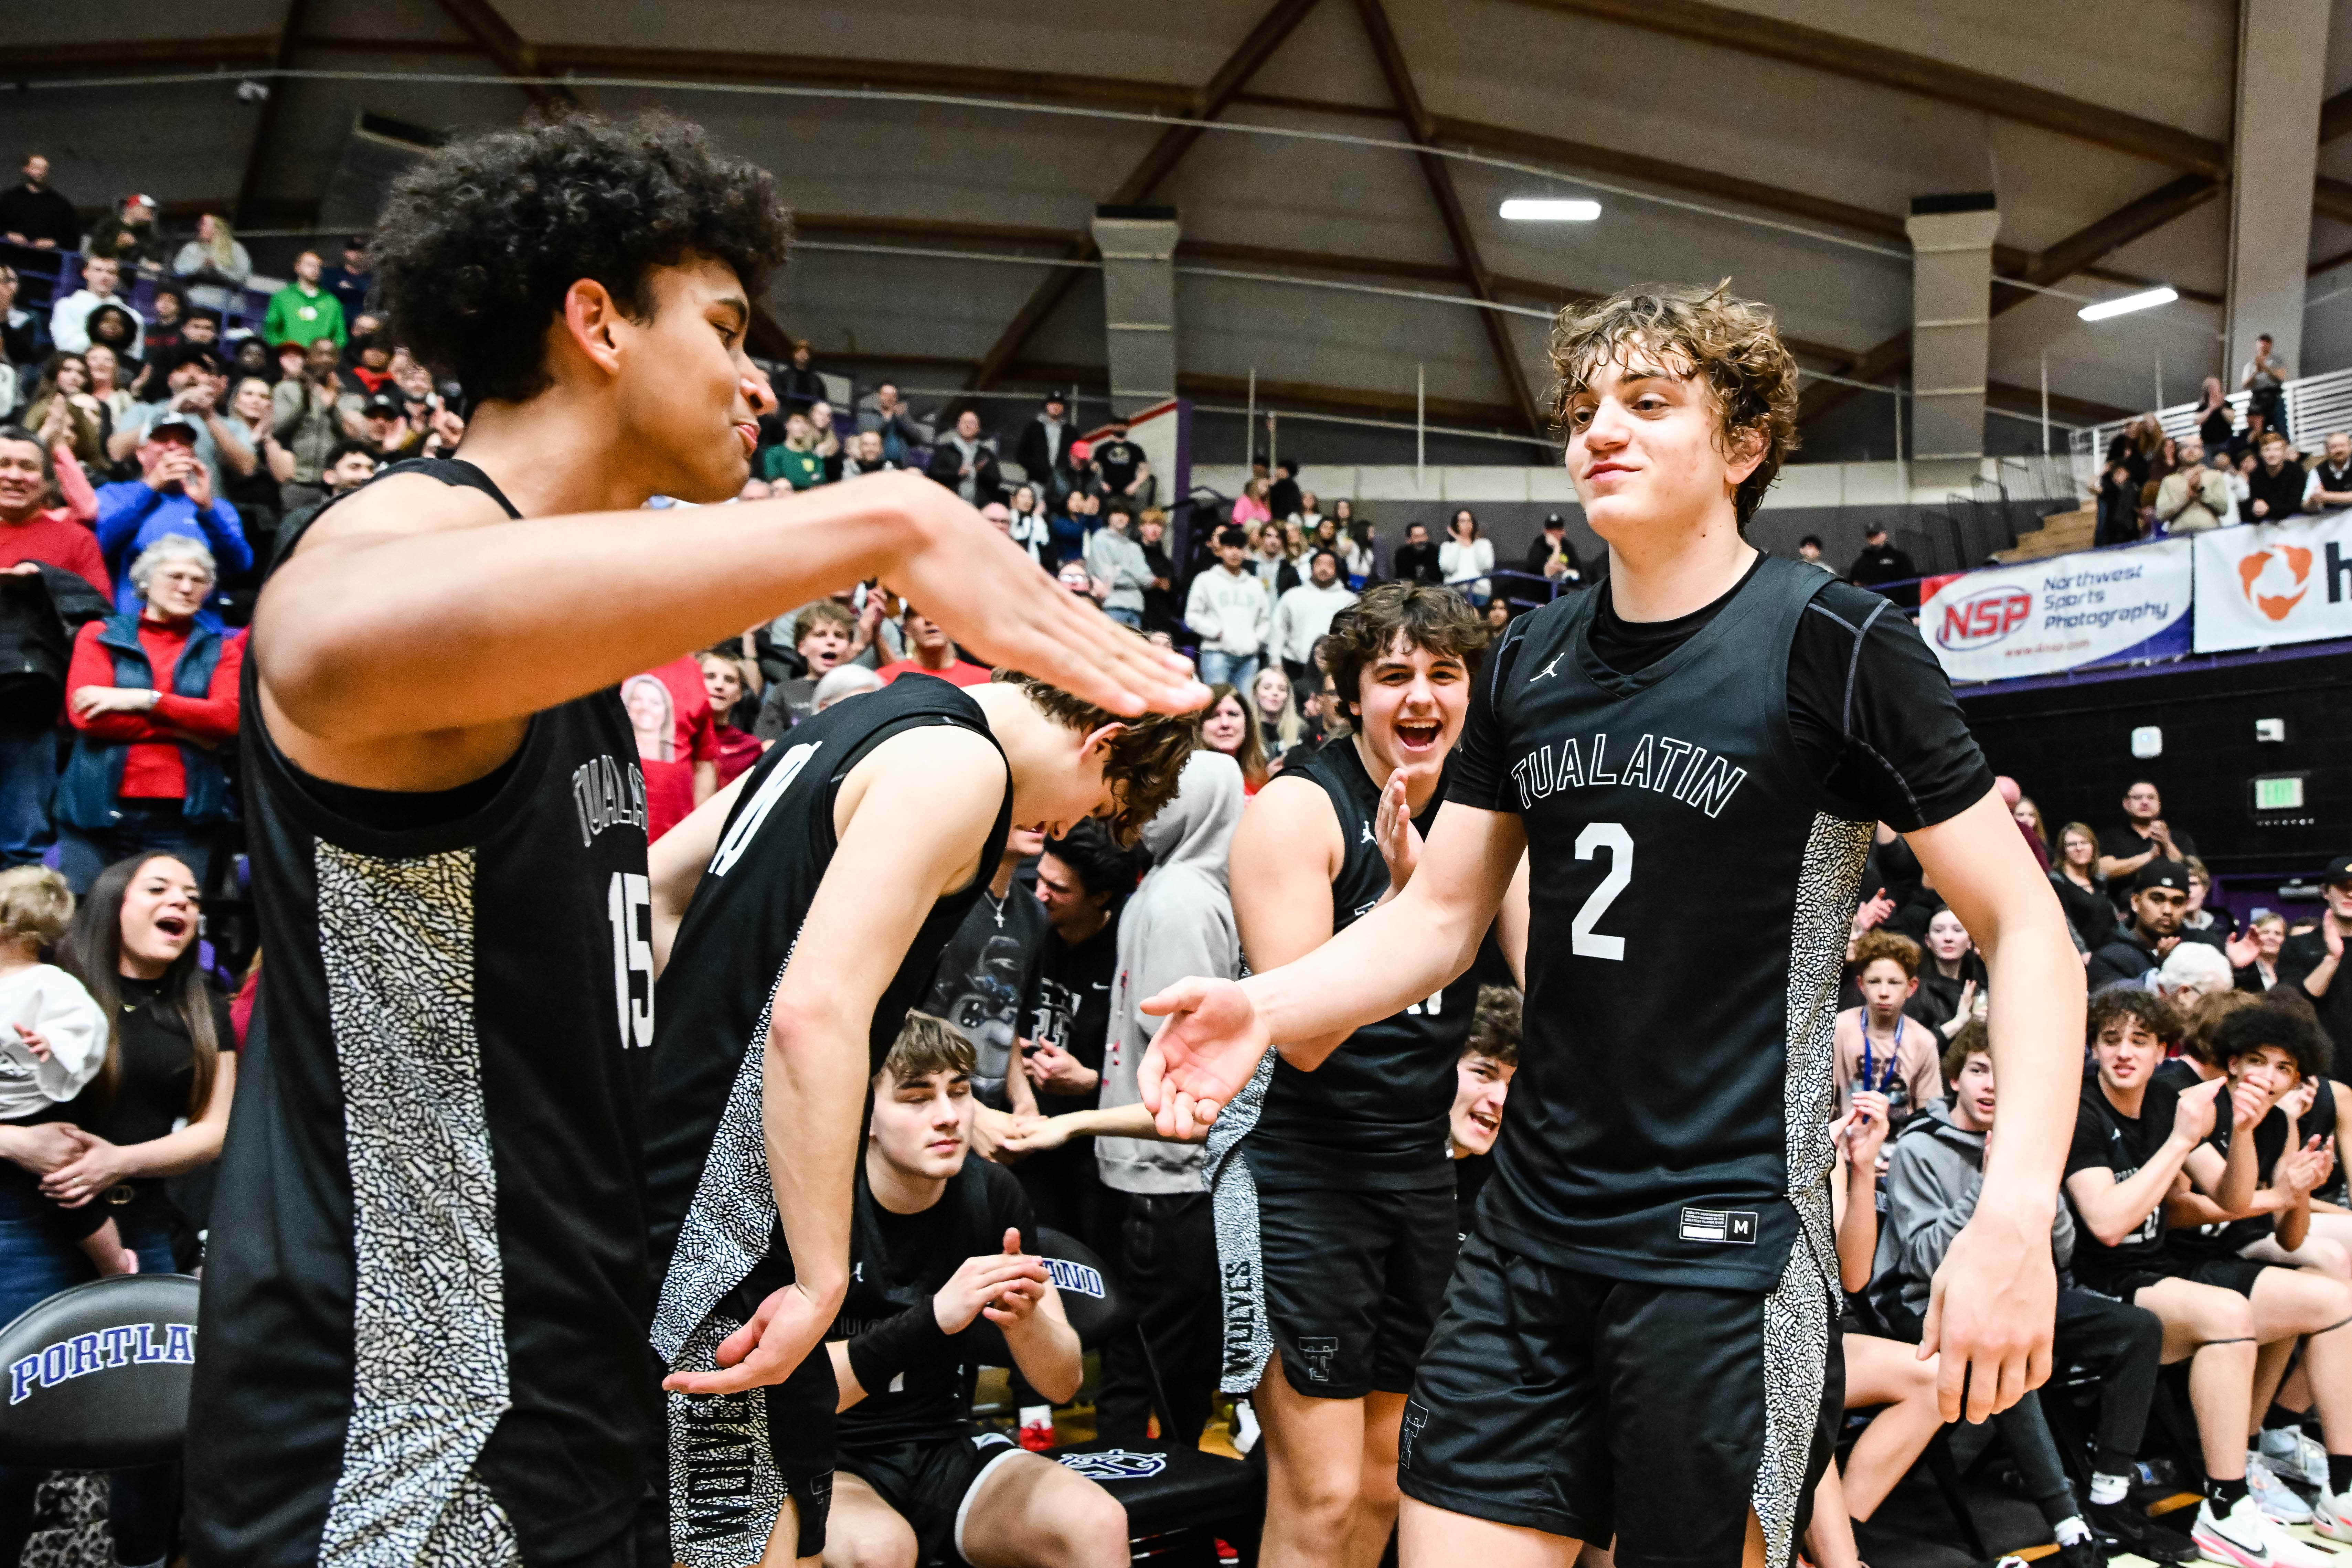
[263, 250, 348, 349]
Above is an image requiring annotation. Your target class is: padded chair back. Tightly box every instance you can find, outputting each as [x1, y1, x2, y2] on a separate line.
[1032, 1227, 1132, 1346]
[0, 1273, 202, 1469]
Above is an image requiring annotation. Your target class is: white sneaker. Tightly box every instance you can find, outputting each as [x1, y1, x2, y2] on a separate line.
[2260, 1518, 2330, 1568]
[2250, 1455, 2315, 1524]
[2260, 1426, 2330, 1493]
[2312, 1487, 2352, 1542]
[2194, 1495, 2275, 1568]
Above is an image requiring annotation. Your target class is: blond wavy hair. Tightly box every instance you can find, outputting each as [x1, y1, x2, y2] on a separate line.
[1547, 280, 1801, 528]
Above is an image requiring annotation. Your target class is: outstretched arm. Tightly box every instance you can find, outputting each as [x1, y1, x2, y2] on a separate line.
[1908, 788, 2085, 1423]
[663, 728, 1007, 1396]
[1142, 802, 1524, 1135]
[257, 467, 1201, 766]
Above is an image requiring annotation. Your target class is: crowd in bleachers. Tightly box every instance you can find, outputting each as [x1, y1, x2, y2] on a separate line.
[2095, 349, 2352, 548]
[9, 141, 2352, 1568]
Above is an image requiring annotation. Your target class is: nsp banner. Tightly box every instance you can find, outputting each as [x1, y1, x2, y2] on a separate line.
[1919, 538, 2193, 683]
[2191, 513, 2352, 652]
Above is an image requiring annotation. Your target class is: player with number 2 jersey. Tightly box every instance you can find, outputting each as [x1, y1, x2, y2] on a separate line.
[1139, 283, 2084, 1568]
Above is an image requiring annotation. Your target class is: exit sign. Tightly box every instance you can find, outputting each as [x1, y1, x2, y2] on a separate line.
[2255, 776, 2306, 811]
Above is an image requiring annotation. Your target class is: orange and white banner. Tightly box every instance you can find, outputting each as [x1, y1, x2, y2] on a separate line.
[2191, 514, 2352, 652]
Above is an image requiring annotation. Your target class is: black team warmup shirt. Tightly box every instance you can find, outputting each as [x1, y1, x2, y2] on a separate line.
[1450, 553, 1988, 1292]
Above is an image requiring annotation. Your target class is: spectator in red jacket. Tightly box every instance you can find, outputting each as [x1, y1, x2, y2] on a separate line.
[56, 536, 242, 892]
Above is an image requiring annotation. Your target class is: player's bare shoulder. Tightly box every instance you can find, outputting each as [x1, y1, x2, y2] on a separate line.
[286, 469, 516, 558]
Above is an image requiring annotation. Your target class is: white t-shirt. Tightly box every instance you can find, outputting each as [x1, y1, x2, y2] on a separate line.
[0, 963, 110, 1121]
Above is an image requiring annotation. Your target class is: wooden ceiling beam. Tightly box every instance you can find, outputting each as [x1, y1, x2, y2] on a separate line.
[427, 0, 575, 113]
[1352, 0, 1544, 436]
[967, 0, 1324, 391]
[1497, 0, 2228, 178]
[1801, 173, 2223, 427]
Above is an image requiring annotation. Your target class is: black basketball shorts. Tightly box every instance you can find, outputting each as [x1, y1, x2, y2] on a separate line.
[839, 1427, 1026, 1567]
[1396, 1233, 1840, 1568]
[1231, 1180, 1457, 1400]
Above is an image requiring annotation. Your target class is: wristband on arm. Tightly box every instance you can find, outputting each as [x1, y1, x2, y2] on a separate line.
[845, 1302, 952, 1395]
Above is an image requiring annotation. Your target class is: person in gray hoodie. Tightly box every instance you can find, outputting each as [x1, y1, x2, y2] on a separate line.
[1005, 747, 1244, 1446]
[1879, 1023, 2189, 1564]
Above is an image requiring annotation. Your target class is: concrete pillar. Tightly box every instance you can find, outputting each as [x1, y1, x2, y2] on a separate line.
[1905, 193, 2001, 485]
[1091, 205, 1179, 416]
[2225, 0, 2329, 390]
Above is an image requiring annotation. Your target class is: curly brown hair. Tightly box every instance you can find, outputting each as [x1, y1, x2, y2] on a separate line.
[992, 669, 1200, 844]
[1547, 280, 1800, 529]
[1852, 929, 1921, 979]
[1324, 582, 1490, 709]
[1465, 985, 1522, 1067]
[2089, 986, 2181, 1049]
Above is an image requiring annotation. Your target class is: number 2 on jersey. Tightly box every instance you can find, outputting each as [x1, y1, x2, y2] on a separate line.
[1572, 821, 1632, 961]
[607, 872, 653, 1048]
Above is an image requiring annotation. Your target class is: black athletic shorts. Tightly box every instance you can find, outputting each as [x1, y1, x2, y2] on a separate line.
[1397, 1234, 1840, 1568]
[839, 1427, 1025, 1567]
[2089, 1254, 2278, 1303]
[1249, 1180, 1457, 1399]
[659, 1328, 837, 1568]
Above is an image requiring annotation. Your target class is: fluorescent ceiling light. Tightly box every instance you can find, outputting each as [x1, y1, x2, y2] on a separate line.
[2077, 286, 2178, 322]
[1500, 198, 1601, 222]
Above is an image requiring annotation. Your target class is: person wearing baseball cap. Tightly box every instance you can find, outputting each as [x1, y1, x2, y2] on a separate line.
[91, 401, 253, 613]
[84, 192, 167, 274]
[2087, 860, 2195, 989]
[1523, 511, 1585, 585]
[321, 235, 374, 323]
[2278, 856, 2352, 1054]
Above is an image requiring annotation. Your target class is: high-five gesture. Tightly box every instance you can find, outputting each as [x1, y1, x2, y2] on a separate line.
[1139, 978, 1271, 1138]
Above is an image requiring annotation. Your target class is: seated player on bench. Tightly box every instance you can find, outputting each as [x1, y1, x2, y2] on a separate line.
[824, 1013, 1131, 1568]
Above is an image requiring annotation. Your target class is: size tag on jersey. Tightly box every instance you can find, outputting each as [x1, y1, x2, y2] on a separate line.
[1679, 1207, 1758, 1245]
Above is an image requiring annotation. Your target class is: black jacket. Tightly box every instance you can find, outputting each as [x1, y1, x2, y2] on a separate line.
[774, 364, 828, 414]
[924, 439, 1005, 508]
[0, 562, 113, 728]
[1393, 540, 1443, 585]
[2087, 930, 2162, 990]
[1012, 417, 1078, 498]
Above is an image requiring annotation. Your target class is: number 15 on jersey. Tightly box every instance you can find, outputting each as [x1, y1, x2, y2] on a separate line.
[607, 871, 653, 1048]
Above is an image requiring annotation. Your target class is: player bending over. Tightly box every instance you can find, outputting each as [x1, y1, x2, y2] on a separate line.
[643, 670, 1193, 1566]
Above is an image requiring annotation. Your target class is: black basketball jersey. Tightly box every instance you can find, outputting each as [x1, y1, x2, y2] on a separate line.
[831, 1158, 1033, 1451]
[2064, 1078, 2182, 1283]
[187, 459, 660, 1568]
[1239, 742, 1476, 1190]
[1451, 554, 1872, 1293]
[644, 675, 1012, 1370]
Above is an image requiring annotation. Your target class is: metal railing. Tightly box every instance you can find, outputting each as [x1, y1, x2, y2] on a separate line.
[2070, 365, 2352, 459]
